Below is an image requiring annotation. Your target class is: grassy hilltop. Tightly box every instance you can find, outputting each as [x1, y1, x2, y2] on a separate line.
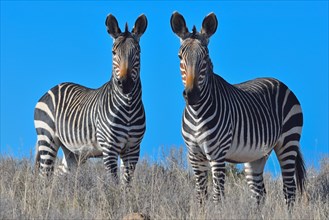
[1, 147, 328, 219]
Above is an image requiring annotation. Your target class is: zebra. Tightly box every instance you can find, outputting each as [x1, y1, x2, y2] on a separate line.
[170, 11, 306, 208]
[34, 14, 147, 185]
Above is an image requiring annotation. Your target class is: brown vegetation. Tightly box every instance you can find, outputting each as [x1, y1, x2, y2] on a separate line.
[0, 147, 328, 219]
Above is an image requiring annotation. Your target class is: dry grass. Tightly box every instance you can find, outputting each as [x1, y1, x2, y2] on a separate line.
[1, 147, 328, 219]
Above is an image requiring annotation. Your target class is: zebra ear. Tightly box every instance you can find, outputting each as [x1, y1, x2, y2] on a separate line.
[132, 14, 148, 41]
[105, 14, 122, 39]
[201, 12, 218, 39]
[170, 11, 189, 40]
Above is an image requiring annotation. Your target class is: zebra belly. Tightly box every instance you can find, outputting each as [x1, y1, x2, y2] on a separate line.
[225, 144, 273, 163]
[61, 141, 103, 158]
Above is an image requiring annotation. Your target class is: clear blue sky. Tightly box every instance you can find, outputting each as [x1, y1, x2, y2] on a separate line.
[1, 1, 328, 175]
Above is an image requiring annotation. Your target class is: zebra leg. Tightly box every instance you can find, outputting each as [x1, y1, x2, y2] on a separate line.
[275, 139, 305, 209]
[56, 145, 81, 175]
[244, 156, 268, 206]
[189, 152, 209, 204]
[35, 135, 60, 176]
[120, 144, 140, 186]
[275, 100, 305, 209]
[102, 145, 119, 184]
[209, 160, 226, 203]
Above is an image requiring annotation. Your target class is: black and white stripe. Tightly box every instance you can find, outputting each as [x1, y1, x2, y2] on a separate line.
[34, 14, 147, 185]
[171, 12, 306, 207]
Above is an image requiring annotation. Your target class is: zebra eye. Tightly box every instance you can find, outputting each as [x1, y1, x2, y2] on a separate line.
[178, 54, 182, 60]
[112, 51, 116, 55]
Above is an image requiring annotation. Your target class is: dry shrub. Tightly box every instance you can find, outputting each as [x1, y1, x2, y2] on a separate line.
[122, 212, 150, 220]
[0, 148, 328, 219]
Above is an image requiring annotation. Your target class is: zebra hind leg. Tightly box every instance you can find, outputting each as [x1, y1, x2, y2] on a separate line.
[275, 137, 306, 209]
[34, 98, 59, 177]
[35, 134, 60, 177]
[56, 145, 82, 175]
[244, 156, 268, 207]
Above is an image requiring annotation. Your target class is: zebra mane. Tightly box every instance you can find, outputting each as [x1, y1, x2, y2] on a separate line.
[190, 25, 208, 45]
[192, 25, 197, 37]
[123, 22, 129, 36]
[208, 57, 214, 73]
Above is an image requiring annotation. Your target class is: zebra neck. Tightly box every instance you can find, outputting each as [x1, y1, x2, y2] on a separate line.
[111, 79, 142, 104]
[187, 76, 213, 111]
[213, 74, 238, 97]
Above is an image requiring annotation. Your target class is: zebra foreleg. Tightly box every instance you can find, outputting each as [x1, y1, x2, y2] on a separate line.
[102, 146, 119, 184]
[209, 160, 226, 203]
[244, 156, 268, 206]
[189, 152, 209, 204]
[120, 144, 140, 186]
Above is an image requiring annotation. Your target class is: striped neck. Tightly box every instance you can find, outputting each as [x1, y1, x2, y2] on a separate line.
[187, 76, 212, 110]
[111, 78, 142, 103]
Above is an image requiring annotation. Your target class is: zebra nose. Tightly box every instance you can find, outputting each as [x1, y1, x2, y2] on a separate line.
[119, 68, 129, 80]
[185, 65, 197, 91]
[119, 59, 131, 80]
[185, 73, 195, 91]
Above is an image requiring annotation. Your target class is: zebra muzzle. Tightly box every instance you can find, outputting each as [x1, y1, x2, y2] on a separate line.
[119, 76, 134, 94]
[183, 88, 200, 105]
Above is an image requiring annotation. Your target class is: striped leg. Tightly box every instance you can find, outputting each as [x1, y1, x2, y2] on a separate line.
[244, 156, 268, 205]
[120, 145, 140, 186]
[189, 152, 209, 204]
[210, 160, 226, 202]
[275, 142, 299, 208]
[276, 93, 305, 209]
[56, 145, 82, 175]
[102, 145, 119, 184]
[35, 135, 60, 176]
[34, 102, 59, 176]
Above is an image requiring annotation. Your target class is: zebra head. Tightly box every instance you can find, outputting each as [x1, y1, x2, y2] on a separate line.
[171, 12, 217, 105]
[106, 14, 147, 94]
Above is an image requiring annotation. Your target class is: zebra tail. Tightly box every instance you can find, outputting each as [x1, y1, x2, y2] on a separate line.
[295, 147, 307, 195]
[34, 143, 41, 174]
